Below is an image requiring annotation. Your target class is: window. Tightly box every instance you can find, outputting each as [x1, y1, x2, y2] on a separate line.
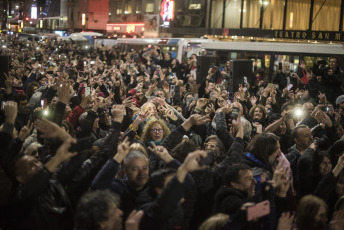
[125, 0, 132, 14]
[224, 0, 241, 28]
[286, 0, 311, 30]
[116, 1, 122, 14]
[210, 0, 224, 28]
[135, 0, 142, 13]
[312, 0, 340, 31]
[262, 0, 284, 30]
[242, 0, 261, 28]
[189, 0, 202, 9]
[146, 0, 154, 12]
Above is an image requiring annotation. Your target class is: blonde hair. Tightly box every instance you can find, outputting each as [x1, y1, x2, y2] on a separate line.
[141, 119, 170, 144]
[199, 213, 230, 230]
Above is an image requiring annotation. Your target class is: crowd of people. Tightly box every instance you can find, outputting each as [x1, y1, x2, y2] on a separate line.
[0, 38, 344, 230]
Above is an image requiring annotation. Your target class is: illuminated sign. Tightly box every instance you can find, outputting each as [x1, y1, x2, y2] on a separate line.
[126, 24, 135, 33]
[160, 0, 174, 22]
[31, 6, 37, 19]
[106, 23, 144, 34]
[82, 14, 86, 26]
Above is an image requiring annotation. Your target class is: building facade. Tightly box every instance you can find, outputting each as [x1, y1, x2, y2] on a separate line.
[60, 0, 109, 32]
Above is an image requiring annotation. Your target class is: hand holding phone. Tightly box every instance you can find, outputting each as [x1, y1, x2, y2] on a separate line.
[85, 87, 91, 97]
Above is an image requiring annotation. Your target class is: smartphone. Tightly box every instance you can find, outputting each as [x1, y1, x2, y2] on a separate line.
[90, 61, 95, 65]
[247, 200, 270, 221]
[85, 87, 91, 97]
[287, 84, 293, 91]
[231, 107, 240, 120]
[84, 61, 87, 67]
[1, 101, 5, 111]
[186, 83, 190, 91]
[69, 136, 94, 152]
[170, 85, 175, 93]
[198, 151, 214, 166]
[321, 106, 329, 112]
[49, 57, 51, 60]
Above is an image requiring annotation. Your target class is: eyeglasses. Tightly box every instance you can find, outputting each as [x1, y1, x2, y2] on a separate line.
[151, 129, 163, 133]
[204, 143, 218, 149]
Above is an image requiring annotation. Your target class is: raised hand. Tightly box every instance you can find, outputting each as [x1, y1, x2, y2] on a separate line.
[148, 142, 173, 163]
[126, 210, 144, 230]
[18, 120, 34, 141]
[165, 108, 178, 121]
[232, 114, 243, 138]
[4, 101, 18, 124]
[181, 150, 208, 172]
[277, 212, 295, 230]
[189, 114, 210, 126]
[123, 96, 135, 108]
[112, 104, 126, 123]
[34, 119, 70, 141]
[250, 96, 258, 106]
[55, 138, 78, 162]
[4, 73, 13, 94]
[132, 111, 149, 130]
[114, 137, 130, 163]
[196, 98, 209, 109]
[58, 80, 72, 104]
[204, 103, 215, 114]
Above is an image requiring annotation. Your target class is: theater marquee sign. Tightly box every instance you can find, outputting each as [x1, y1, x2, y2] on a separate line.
[273, 30, 344, 41]
[216, 29, 344, 42]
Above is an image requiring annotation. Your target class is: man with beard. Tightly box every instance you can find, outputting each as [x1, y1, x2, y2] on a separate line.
[272, 62, 298, 91]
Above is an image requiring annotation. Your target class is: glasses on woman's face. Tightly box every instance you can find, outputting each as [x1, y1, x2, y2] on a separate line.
[151, 129, 163, 133]
[204, 143, 218, 149]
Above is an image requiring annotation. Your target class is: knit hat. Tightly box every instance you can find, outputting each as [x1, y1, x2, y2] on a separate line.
[336, 95, 344, 105]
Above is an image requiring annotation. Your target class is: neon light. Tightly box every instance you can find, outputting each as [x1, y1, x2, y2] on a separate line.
[160, 0, 174, 22]
[126, 24, 136, 33]
[31, 6, 37, 19]
[82, 14, 86, 26]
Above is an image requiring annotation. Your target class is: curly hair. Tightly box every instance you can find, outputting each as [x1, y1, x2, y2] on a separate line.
[249, 104, 267, 120]
[141, 119, 170, 144]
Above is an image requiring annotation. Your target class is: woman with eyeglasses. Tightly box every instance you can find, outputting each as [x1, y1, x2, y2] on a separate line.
[203, 135, 225, 165]
[141, 119, 170, 147]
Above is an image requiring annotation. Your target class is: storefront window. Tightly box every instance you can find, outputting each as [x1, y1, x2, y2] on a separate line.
[285, 0, 311, 30]
[210, 0, 224, 28]
[224, 0, 241, 28]
[242, 0, 261, 28]
[262, 0, 284, 30]
[312, 0, 340, 31]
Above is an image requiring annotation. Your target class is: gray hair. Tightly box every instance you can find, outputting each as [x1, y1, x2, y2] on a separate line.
[123, 150, 149, 167]
[241, 117, 252, 140]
